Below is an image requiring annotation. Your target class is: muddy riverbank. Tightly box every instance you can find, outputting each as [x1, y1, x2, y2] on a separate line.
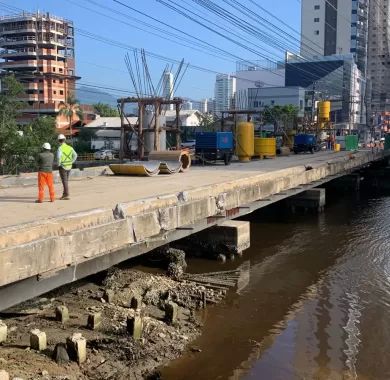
[0, 264, 237, 380]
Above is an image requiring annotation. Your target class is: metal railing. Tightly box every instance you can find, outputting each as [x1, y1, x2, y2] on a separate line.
[76, 153, 119, 162]
[76, 153, 95, 161]
[0, 35, 66, 45]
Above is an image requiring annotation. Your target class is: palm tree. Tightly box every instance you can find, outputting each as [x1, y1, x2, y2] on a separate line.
[58, 96, 83, 143]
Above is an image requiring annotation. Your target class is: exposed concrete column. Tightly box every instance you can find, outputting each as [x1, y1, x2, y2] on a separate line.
[197, 220, 250, 256]
[286, 188, 326, 213]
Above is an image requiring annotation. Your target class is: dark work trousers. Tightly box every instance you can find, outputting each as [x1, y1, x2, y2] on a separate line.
[59, 166, 71, 197]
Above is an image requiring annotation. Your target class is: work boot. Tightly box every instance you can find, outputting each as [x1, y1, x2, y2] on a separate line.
[60, 195, 70, 200]
[35, 200, 43, 203]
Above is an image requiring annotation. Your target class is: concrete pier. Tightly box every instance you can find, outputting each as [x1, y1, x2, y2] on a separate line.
[0, 150, 388, 310]
[286, 188, 326, 213]
[197, 220, 250, 255]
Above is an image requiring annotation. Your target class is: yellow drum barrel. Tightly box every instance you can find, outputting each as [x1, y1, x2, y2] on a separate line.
[318, 101, 331, 121]
[254, 138, 276, 157]
[236, 122, 254, 162]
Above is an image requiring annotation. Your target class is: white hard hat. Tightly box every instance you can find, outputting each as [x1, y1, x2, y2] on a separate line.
[57, 134, 66, 141]
[42, 142, 51, 150]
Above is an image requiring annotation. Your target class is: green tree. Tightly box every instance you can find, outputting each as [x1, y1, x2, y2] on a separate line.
[58, 96, 83, 143]
[262, 105, 298, 131]
[0, 75, 25, 174]
[0, 76, 58, 174]
[199, 113, 215, 131]
[73, 127, 96, 154]
[93, 102, 119, 117]
[19, 117, 57, 172]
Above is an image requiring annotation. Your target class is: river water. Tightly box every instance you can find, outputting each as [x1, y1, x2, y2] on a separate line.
[161, 181, 390, 380]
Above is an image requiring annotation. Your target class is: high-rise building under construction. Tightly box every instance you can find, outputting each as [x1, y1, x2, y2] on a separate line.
[0, 11, 79, 126]
[162, 70, 174, 110]
[301, 0, 390, 114]
[367, 0, 390, 113]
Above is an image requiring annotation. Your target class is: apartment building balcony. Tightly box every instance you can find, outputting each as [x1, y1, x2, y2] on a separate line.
[0, 49, 37, 58]
[40, 49, 65, 58]
[20, 101, 61, 114]
[0, 24, 67, 35]
[19, 94, 40, 101]
[0, 35, 65, 48]
[0, 27, 37, 35]
[0, 60, 38, 69]
[39, 38, 65, 47]
[358, 0, 369, 9]
[356, 33, 367, 42]
[0, 35, 37, 47]
[50, 27, 65, 34]
[357, 8, 368, 20]
[25, 82, 39, 90]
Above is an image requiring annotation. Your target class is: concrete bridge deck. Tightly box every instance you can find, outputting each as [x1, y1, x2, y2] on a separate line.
[0, 150, 387, 310]
[0, 151, 363, 228]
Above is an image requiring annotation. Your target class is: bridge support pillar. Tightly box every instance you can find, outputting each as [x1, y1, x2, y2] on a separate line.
[286, 188, 326, 213]
[197, 220, 250, 257]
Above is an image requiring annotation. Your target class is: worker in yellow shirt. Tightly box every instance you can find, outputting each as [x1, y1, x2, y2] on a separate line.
[56, 134, 77, 200]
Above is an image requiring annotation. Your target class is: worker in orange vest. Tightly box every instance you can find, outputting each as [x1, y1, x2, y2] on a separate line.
[36, 142, 55, 203]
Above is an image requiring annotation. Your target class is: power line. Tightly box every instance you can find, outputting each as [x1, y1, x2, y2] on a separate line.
[0, 0, 380, 112]
[154, 0, 349, 89]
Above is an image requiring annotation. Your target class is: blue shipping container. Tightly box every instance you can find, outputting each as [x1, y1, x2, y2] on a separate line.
[195, 132, 233, 150]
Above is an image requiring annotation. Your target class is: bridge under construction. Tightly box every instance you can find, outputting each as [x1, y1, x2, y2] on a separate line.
[0, 149, 387, 311]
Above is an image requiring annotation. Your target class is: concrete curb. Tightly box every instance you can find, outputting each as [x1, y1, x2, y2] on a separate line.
[0, 166, 111, 189]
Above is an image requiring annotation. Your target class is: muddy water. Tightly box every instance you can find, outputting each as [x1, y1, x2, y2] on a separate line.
[161, 186, 390, 380]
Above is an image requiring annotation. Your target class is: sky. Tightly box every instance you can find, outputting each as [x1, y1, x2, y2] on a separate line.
[1, 0, 301, 100]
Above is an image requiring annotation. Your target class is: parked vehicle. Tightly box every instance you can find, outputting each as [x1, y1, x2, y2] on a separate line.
[195, 132, 234, 165]
[181, 140, 196, 149]
[293, 134, 318, 154]
[94, 149, 115, 160]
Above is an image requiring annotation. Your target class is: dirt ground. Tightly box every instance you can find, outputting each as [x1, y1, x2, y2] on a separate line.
[0, 267, 226, 380]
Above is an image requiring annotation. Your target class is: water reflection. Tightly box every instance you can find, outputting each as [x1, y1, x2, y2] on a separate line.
[161, 187, 390, 380]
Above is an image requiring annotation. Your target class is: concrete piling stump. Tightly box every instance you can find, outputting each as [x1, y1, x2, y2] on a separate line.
[55, 305, 69, 324]
[103, 289, 115, 304]
[87, 312, 102, 330]
[52, 343, 69, 364]
[126, 315, 143, 340]
[0, 321, 7, 344]
[130, 295, 143, 310]
[0, 370, 9, 380]
[66, 333, 87, 364]
[30, 329, 47, 351]
[165, 302, 178, 325]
